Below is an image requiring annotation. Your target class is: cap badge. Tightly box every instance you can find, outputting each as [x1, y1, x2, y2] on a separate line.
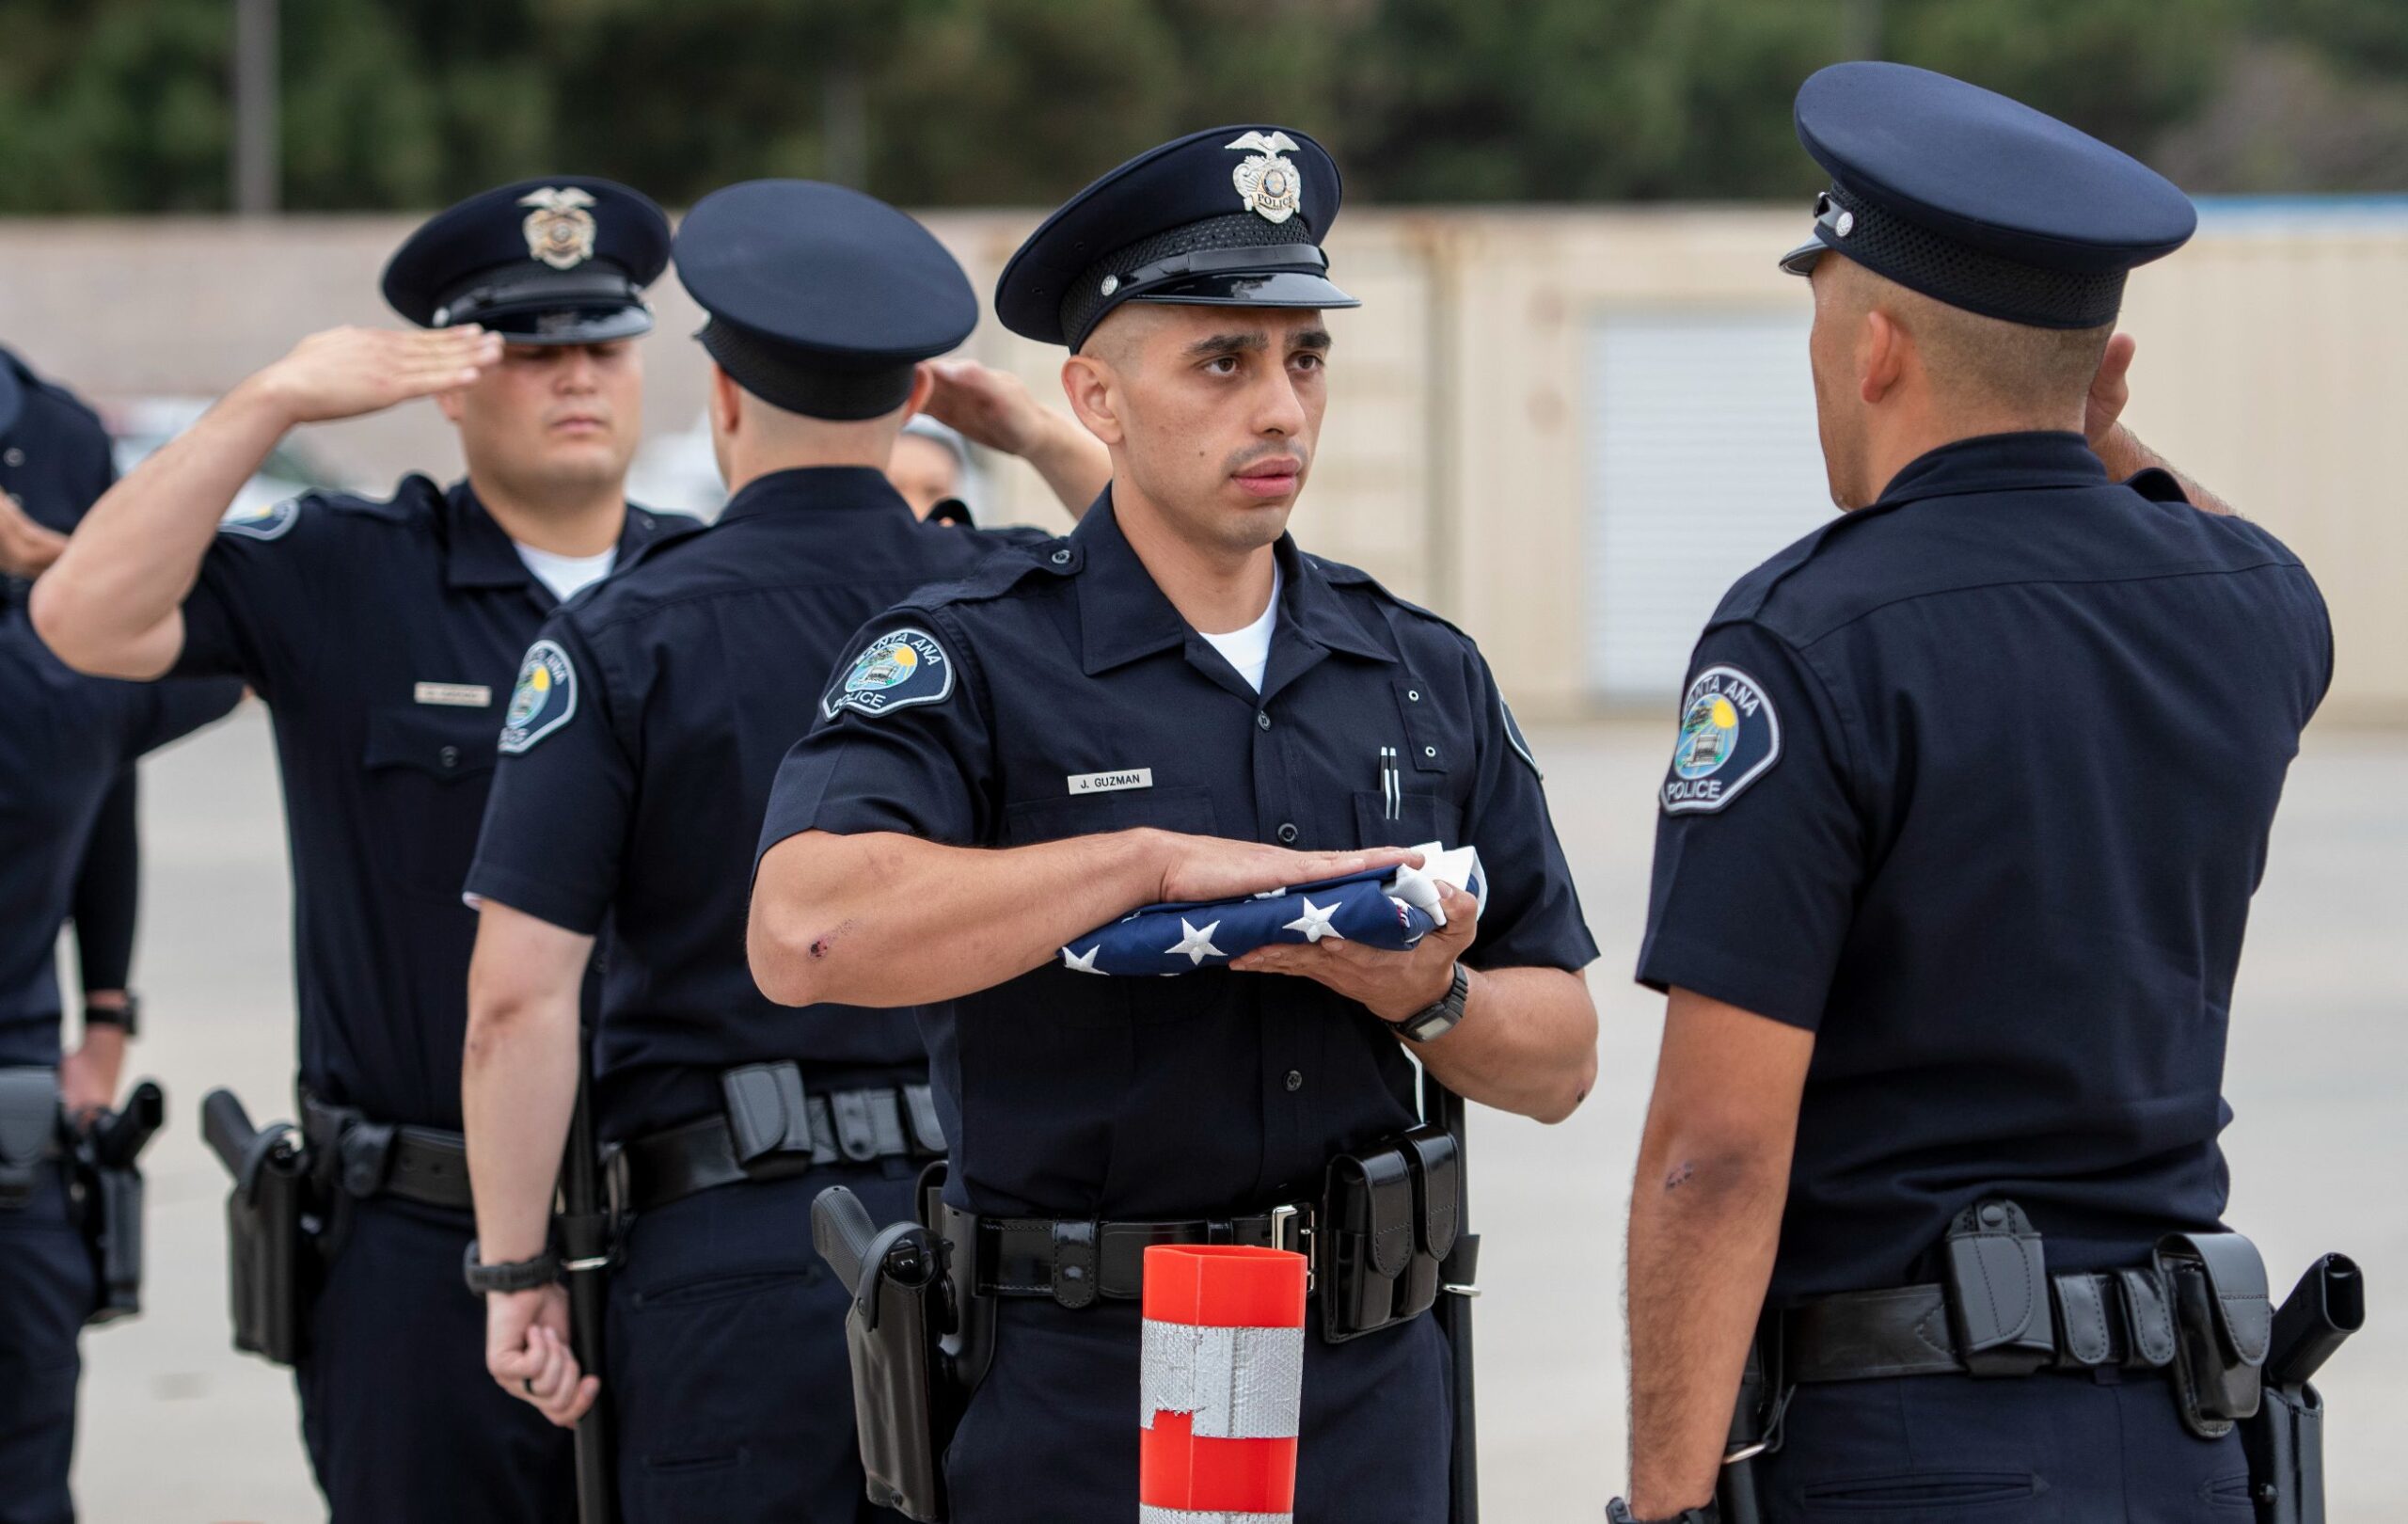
[518, 186, 599, 271]
[1227, 131, 1303, 226]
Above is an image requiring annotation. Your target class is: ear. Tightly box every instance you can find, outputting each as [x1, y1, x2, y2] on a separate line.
[434, 387, 466, 425]
[1860, 307, 1908, 406]
[896, 361, 937, 425]
[1060, 353, 1124, 447]
[707, 363, 742, 438]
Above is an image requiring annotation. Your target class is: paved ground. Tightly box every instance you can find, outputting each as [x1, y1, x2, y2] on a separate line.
[69, 709, 2407, 1520]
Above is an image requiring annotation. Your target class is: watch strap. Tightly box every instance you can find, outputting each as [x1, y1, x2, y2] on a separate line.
[84, 994, 139, 1039]
[1398, 963, 1469, 1043]
[463, 1239, 561, 1295]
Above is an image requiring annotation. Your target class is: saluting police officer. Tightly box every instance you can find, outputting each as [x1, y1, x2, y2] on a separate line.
[1614, 66, 2332, 1524]
[457, 179, 1102, 1522]
[748, 127, 1601, 1521]
[34, 179, 692, 1524]
[0, 349, 240, 1524]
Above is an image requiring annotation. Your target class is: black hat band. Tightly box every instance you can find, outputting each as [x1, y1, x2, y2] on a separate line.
[698, 318, 919, 422]
[1063, 213, 1332, 350]
[432, 262, 643, 327]
[1814, 184, 2126, 330]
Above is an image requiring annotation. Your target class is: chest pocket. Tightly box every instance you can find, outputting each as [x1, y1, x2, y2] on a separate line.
[1355, 674, 1467, 849]
[1001, 784, 1218, 847]
[362, 706, 501, 900]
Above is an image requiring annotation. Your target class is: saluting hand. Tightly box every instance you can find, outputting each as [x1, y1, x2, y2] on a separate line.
[918, 358, 1054, 458]
[0, 488, 69, 579]
[486, 1284, 599, 1428]
[1233, 879, 1479, 1025]
[250, 325, 503, 426]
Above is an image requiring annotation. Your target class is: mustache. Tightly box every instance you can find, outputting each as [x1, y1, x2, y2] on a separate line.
[1222, 440, 1307, 475]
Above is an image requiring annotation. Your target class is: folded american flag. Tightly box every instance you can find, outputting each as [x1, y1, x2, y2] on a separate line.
[1057, 843, 1486, 977]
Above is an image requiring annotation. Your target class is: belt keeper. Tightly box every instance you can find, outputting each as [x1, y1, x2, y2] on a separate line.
[1051, 1220, 1099, 1310]
[902, 1085, 947, 1156]
[338, 1121, 396, 1199]
[832, 1090, 879, 1163]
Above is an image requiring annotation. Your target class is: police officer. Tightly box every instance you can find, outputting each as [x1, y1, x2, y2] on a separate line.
[0, 349, 240, 1524]
[748, 127, 1601, 1522]
[1614, 65, 2331, 1524]
[33, 179, 691, 1523]
[457, 179, 1098, 1522]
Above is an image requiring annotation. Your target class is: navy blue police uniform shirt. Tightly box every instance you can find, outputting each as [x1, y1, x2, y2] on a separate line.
[757, 496, 1597, 1220]
[465, 467, 1034, 1142]
[165, 475, 692, 1128]
[1637, 433, 2332, 1300]
[1, 357, 242, 1065]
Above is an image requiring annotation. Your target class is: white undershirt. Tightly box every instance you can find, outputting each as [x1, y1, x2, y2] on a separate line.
[1198, 567, 1282, 692]
[515, 541, 618, 601]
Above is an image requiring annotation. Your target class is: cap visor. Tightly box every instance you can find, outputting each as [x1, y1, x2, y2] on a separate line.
[1135, 269, 1361, 311]
[483, 306, 656, 345]
[1779, 239, 1826, 277]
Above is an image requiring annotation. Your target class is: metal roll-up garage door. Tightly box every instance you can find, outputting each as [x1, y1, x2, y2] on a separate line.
[1584, 310, 1833, 706]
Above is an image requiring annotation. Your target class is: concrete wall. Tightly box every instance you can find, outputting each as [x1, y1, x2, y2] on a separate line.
[2, 202, 2399, 719]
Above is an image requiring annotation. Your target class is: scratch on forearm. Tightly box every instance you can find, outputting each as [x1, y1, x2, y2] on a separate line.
[1662, 1160, 1695, 1192]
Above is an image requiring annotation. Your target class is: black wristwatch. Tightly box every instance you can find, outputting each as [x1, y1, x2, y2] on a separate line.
[1607, 1500, 1718, 1524]
[85, 993, 139, 1039]
[1396, 963, 1469, 1043]
[463, 1240, 561, 1295]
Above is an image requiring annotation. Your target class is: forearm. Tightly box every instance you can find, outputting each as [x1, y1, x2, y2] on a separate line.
[1624, 1132, 1790, 1516]
[33, 378, 294, 677]
[1409, 965, 1596, 1123]
[751, 828, 1163, 1008]
[2094, 421, 2237, 517]
[462, 978, 580, 1262]
[1022, 415, 1114, 518]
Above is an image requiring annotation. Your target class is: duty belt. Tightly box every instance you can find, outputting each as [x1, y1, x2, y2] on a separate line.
[624, 1083, 945, 1214]
[939, 1199, 1312, 1309]
[1779, 1268, 2188, 1381]
[300, 1096, 473, 1212]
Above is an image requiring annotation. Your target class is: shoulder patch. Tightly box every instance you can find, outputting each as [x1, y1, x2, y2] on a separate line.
[824, 627, 954, 720]
[218, 495, 302, 542]
[1661, 665, 1781, 815]
[499, 639, 578, 754]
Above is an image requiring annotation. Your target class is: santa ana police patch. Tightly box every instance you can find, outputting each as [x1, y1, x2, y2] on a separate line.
[499, 640, 578, 754]
[825, 627, 953, 720]
[1661, 664, 1781, 815]
[218, 495, 300, 541]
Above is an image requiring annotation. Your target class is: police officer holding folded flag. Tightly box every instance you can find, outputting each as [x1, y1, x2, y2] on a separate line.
[34, 177, 693, 1523]
[0, 348, 239, 1524]
[456, 178, 1099, 1522]
[748, 126, 1600, 1522]
[1614, 64, 2341, 1524]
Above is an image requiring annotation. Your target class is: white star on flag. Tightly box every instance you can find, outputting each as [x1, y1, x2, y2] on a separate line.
[1165, 918, 1227, 966]
[1061, 945, 1105, 975]
[1284, 897, 1342, 944]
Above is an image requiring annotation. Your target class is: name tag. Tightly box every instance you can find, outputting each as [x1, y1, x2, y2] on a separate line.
[414, 682, 493, 708]
[1068, 768, 1152, 796]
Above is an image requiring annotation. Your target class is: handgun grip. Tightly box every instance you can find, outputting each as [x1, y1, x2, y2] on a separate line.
[200, 1087, 258, 1177]
[2266, 1253, 2364, 1390]
[814, 1184, 880, 1294]
[91, 1080, 166, 1167]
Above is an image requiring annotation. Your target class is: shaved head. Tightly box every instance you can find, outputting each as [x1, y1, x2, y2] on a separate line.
[1821, 257, 2112, 418]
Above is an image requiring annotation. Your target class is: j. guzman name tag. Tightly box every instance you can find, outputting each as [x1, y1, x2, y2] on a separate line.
[1068, 768, 1153, 796]
[414, 682, 493, 708]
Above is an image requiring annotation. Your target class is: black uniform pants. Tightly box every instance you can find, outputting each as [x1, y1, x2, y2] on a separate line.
[1754, 1367, 2253, 1522]
[0, 1166, 91, 1524]
[607, 1160, 916, 1524]
[944, 1290, 1453, 1523]
[296, 1194, 575, 1524]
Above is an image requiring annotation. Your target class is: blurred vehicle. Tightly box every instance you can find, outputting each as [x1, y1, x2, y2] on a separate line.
[104, 398, 343, 519]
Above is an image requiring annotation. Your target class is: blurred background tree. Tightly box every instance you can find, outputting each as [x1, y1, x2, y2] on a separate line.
[0, 0, 2400, 212]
